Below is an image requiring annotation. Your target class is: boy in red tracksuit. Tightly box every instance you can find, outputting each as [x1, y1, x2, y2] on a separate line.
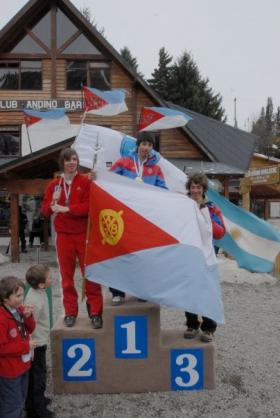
[41, 148, 103, 329]
[0, 276, 36, 418]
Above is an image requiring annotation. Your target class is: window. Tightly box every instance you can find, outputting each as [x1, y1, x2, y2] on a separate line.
[0, 126, 21, 157]
[0, 193, 10, 237]
[11, 35, 45, 54]
[66, 61, 110, 90]
[0, 61, 42, 90]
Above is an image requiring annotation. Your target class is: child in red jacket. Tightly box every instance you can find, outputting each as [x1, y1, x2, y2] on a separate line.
[0, 276, 36, 418]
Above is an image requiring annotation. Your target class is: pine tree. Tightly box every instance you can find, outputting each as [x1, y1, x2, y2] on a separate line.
[80, 7, 105, 36]
[120, 46, 143, 77]
[149, 50, 225, 121]
[252, 98, 276, 155]
[148, 47, 173, 100]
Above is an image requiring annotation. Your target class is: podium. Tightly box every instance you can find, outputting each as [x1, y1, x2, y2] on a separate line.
[50, 297, 215, 393]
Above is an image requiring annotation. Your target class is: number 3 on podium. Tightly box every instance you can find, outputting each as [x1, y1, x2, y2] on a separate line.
[170, 349, 204, 390]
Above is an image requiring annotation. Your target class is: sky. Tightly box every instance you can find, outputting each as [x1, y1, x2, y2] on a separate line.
[1, 0, 280, 130]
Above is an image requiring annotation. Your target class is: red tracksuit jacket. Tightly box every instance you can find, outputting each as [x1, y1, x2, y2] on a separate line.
[0, 305, 35, 378]
[41, 172, 90, 234]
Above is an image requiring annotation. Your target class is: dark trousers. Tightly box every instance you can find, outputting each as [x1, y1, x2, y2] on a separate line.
[25, 345, 52, 418]
[0, 371, 29, 418]
[109, 287, 125, 298]
[19, 231, 26, 251]
[185, 311, 217, 333]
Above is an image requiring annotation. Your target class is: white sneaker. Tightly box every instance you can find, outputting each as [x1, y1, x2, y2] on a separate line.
[200, 330, 214, 343]
[111, 296, 124, 306]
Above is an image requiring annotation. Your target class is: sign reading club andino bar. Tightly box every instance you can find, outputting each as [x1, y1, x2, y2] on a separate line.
[0, 99, 83, 111]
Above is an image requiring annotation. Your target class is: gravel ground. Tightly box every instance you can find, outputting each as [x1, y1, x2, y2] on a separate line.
[1, 249, 280, 418]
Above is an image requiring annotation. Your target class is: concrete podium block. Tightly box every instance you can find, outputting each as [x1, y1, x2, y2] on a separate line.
[51, 297, 215, 394]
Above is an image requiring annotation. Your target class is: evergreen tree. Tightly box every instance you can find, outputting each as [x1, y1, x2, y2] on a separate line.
[120, 46, 143, 77]
[265, 97, 274, 135]
[252, 98, 276, 155]
[149, 50, 225, 121]
[275, 106, 280, 137]
[148, 47, 173, 100]
[80, 7, 105, 36]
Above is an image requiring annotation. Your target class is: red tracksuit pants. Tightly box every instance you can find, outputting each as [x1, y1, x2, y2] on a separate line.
[56, 232, 103, 317]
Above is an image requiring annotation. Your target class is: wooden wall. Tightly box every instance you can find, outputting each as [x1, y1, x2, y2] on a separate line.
[0, 58, 204, 160]
[250, 155, 280, 169]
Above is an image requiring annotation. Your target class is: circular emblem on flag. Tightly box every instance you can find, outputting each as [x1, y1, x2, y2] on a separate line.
[10, 328, 17, 338]
[147, 168, 153, 174]
[99, 209, 124, 246]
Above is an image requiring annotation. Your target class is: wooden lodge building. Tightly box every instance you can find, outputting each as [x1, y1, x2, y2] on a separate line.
[0, 0, 257, 261]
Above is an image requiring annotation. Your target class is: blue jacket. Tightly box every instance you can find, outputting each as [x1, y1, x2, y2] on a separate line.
[111, 150, 167, 189]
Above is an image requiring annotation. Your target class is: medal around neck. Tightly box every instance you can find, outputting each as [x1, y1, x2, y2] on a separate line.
[135, 176, 143, 182]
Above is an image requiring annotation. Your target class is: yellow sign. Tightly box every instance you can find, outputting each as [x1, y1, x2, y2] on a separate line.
[99, 209, 124, 246]
[245, 165, 279, 185]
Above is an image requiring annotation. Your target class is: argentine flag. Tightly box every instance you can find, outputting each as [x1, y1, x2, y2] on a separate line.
[208, 188, 280, 273]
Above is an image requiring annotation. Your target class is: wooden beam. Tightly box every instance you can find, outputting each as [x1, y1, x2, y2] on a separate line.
[26, 28, 50, 54]
[0, 179, 50, 194]
[223, 177, 229, 198]
[10, 194, 19, 263]
[51, 3, 57, 98]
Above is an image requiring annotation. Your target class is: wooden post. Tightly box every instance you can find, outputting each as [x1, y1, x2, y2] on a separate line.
[242, 191, 250, 211]
[10, 194, 19, 263]
[264, 200, 270, 220]
[223, 177, 229, 198]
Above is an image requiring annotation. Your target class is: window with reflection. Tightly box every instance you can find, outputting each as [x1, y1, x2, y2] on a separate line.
[0, 61, 42, 90]
[11, 35, 45, 54]
[56, 9, 78, 47]
[62, 34, 101, 54]
[32, 12, 51, 48]
[66, 61, 110, 90]
[0, 126, 21, 157]
[0, 62, 19, 89]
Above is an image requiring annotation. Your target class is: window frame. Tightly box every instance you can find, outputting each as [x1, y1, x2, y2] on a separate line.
[65, 60, 111, 91]
[0, 60, 42, 91]
[0, 125, 21, 158]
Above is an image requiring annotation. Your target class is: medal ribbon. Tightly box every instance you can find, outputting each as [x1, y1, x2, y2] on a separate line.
[133, 155, 146, 180]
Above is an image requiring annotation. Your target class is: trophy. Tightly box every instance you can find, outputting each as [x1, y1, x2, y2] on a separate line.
[92, 133, 102, 169]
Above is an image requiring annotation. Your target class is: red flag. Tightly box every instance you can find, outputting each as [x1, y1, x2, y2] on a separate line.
[138, 107, 163, 131]
[85, 182, 178, 265]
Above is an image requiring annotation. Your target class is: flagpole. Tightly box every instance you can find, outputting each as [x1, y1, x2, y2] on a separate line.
[25, 123, 33, 154]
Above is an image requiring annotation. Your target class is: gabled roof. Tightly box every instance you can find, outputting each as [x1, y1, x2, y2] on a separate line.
[167, 103, 257, 171]
[168, 159, 245, 177]
[0, 0, 257, 173]
[0, 0, 162, 103]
